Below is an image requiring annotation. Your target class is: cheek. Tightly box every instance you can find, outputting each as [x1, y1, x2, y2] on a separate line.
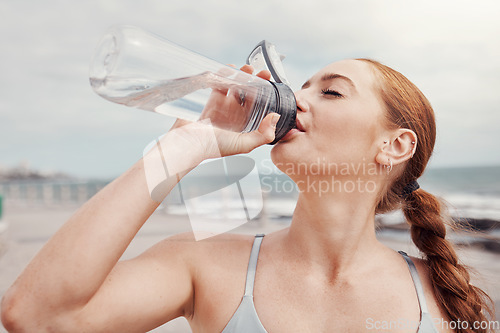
[313, 106, 380, 160]
[270, 103, 383, 172]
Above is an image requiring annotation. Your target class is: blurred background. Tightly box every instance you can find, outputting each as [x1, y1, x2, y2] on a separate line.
[1, 0, 499, 331]
[1, 0, 500, 178]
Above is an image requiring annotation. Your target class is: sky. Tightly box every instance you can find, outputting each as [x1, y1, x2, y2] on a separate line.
[1, 0, 499, 179]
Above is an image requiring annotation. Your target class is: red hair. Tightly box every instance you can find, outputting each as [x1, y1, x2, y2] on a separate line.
[358, 58, 494, 332]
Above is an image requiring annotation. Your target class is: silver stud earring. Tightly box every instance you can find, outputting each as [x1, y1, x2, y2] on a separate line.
[384, 141, 388, 144]
[411, 141, 415, 145]
[387, 159, 393, 175]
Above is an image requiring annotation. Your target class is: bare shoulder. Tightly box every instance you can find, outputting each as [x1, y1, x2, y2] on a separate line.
[408, 256, 436, 303]
[409, 256, 454, 332]
[143, 231, 256, 268]
[152, 232, 260, 323]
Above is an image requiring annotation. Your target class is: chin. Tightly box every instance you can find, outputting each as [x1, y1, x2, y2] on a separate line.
[270, 141, 293, 167]
[271, 141, 353, 180]
[270, 142, 311, 177]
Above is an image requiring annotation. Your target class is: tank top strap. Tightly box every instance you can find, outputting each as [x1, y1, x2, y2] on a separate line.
[244, 234, 265, 296]
[398, 251, 430, 314]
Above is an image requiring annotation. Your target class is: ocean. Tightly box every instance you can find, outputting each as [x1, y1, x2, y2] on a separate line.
[157, 165, 500, 227]
[1, 165, 500, 225]
[419, 166, 500, 221]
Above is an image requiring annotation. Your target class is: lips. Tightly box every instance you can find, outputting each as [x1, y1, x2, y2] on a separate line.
[295, 117, 306, 132]
[279, 117, 306, 142]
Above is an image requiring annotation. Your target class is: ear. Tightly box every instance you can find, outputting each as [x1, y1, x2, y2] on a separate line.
[376, 129, 417, 167]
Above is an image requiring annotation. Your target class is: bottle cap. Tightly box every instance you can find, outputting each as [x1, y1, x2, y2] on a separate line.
[268, 82, 297, 144]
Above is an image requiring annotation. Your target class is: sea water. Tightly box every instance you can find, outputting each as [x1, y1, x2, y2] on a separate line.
[2, 165, 499, 226]
[155, 166, 500, 225]
[419, 165, 500, 221]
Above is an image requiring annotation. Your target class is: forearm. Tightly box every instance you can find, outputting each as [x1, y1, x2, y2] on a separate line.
[2, 133, 203, 322]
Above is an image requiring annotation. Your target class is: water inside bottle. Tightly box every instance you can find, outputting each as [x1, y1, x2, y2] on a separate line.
[90, 71, 274, 132]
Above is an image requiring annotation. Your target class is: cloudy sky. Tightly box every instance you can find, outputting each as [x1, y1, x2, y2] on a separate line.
[1, 0, 499, 179]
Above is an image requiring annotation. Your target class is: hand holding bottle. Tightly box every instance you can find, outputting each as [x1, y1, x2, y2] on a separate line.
[168, 65, 280, 162]
[199, 65, 263, 132]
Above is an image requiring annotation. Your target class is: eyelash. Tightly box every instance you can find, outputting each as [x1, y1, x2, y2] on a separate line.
[321, 89, 343, 98]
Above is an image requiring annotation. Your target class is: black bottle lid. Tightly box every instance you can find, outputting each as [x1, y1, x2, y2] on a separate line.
[268, 82, 297, 144]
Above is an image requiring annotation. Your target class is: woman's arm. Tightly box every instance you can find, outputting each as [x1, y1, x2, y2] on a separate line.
[1, 69, 278, 332]
[0, 128, 202, 332]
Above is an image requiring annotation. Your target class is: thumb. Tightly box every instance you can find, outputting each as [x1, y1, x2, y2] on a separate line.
[235, 113, 280, 153]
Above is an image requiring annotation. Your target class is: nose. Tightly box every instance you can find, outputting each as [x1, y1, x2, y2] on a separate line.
[294, 90, 310, 113]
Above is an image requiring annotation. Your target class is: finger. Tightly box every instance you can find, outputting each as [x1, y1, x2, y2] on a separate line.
[256, 69, 272, 81]
[212, 87, 229, 97]
[236, 113, 280, 152]
[213, 65, 238, 95]
[239, 64, 254, 74]
[169, 118, 195, 131]
[227, 65, 253, 104]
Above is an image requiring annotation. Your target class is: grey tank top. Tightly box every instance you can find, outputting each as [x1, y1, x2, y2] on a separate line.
[221, 235, 439, 333]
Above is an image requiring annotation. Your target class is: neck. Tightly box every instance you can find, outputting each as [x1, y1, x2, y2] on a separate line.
[283, 177, 386, 279]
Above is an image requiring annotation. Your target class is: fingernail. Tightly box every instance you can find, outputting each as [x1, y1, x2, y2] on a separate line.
[271, 114, 281, 128]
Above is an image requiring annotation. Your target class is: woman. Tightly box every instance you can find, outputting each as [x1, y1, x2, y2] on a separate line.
[1, 59, 494, 332]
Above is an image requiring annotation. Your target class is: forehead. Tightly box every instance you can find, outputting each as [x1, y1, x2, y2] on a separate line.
[311, 59, 379, 93]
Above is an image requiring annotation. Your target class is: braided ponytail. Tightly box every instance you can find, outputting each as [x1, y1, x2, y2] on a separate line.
[356, 58, 495, 331]
[404, 189, 493, 332]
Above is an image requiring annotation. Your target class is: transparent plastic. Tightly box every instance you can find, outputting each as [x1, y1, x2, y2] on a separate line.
[89, 25, 296, 139]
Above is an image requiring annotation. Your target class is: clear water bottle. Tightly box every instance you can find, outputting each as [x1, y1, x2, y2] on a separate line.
[89, 25, 296, 144]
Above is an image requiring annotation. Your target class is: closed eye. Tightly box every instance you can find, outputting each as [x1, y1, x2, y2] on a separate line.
[321, 89, 343, 98]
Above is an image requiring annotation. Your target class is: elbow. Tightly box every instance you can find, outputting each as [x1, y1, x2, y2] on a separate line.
[1, 289, 24, 332]
[1, 286, 42, 333]
[2, 286, 79, 333]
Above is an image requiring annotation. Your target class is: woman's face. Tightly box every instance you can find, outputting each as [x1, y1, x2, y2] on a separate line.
[271, 59, 388, 180]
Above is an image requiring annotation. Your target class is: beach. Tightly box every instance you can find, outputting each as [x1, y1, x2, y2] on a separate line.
[1, 203, 499, 333]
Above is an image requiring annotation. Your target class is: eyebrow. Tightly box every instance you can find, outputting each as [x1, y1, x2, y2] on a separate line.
[301, 73, 357, 90]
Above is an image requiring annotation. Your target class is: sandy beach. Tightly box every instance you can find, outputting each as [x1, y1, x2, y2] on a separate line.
[0, 204, 498, 332]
